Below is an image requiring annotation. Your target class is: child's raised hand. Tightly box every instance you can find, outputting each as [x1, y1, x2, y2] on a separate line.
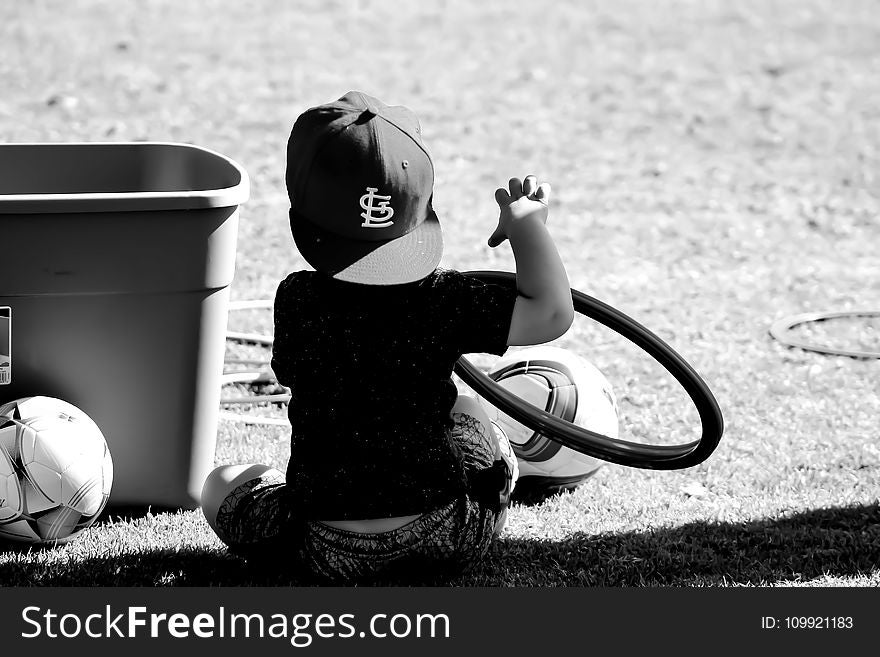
[488, 175, 552, 247]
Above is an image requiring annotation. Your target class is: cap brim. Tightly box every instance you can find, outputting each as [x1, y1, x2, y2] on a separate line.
[291, 209, 443, 285]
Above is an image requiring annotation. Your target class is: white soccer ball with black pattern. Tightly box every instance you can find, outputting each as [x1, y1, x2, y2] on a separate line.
[0, 396, 113, 545]
[478, 346, 619, 500]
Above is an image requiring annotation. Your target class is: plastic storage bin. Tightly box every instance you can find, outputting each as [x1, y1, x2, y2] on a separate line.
[0, 142, 249, 508]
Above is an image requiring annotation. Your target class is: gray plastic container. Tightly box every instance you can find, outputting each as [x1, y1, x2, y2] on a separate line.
[0, 142, 249, 508]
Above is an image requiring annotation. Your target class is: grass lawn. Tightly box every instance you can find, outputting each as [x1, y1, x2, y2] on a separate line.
[1, 0, 878, 586]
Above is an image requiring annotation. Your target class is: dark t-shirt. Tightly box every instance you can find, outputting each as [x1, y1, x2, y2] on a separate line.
[270, 268, 518, 520]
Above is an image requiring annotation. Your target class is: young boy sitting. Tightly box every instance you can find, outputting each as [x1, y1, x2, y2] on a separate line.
[201, 91, 573, 583]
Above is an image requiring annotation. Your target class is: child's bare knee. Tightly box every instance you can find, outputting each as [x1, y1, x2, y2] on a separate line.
[451, 394, 495, 446]
[201, 463, 276, 530]
[451, 394, 489, 422]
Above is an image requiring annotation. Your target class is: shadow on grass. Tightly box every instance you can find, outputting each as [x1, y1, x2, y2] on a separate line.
[478, 502, 880, 586]
[1, 503, 877, 586]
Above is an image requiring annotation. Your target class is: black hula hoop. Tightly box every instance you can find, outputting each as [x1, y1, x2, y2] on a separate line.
[454, 270, 724, 470]
[769, 310, 880, 359]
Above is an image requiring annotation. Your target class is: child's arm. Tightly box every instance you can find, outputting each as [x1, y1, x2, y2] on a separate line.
[488, 175, 574, 346]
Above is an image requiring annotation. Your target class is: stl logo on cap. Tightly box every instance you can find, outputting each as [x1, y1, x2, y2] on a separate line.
[359, 187, 395, 229]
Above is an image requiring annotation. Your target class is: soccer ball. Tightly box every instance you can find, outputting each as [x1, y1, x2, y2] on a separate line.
[0, 396, 113, 545]
[477, 346, 619, 502]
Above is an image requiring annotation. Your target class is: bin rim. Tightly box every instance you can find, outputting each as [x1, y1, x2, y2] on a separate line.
[0, 141, 249, 214]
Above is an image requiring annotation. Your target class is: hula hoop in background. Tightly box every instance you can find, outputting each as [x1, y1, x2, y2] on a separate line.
[454, 271, 724, 470]
[769, 310, 880, 359]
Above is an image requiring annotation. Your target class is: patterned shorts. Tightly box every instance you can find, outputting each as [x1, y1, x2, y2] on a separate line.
[213, 412, 517, 583]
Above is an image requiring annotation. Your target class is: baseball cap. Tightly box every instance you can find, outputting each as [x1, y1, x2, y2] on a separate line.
[286, 91, 443, 285]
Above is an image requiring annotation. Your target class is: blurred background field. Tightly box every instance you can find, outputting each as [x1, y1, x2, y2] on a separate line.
[0, 0, 878, 585]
